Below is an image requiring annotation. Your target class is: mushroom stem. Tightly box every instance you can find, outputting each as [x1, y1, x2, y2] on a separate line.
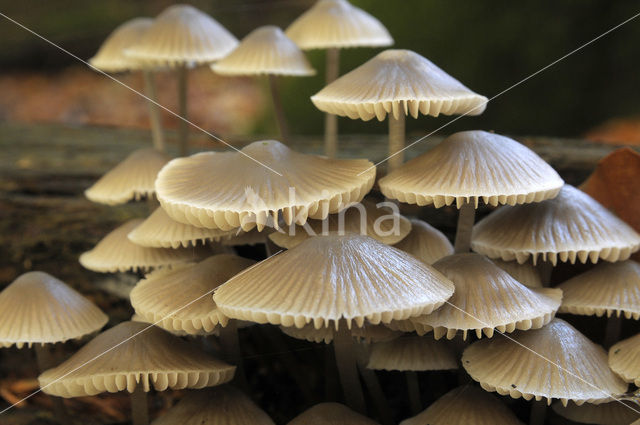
[604, 314, 622, 348]
[130, 384, 149, 425]
[387, 112, 405, 172]
[454, 201, 476, 253]
[354, 343, 393, 425]
[536, 260, 553, 286]
[177, 64, 189, 156]
[406, 371, 422, 415]
[268, 75, 290, 144]
[529, 400, 547, 425]
[324, 47, 340, 158]
[142, 70, 166, 152]
[334, 322, 366, 414]
[34, 344, 71, 424]
[219, 319, 248, 390]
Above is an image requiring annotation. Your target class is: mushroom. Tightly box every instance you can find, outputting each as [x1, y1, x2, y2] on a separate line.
[463, 318, 627, 424]
[125, 5, 238, 155]
[399, 385, 524, 425]
[285, 0, 393, 157]
[0, 271, 108, 422]
[154, 140, 376, 232]
[151, 386, 275, 425]
[367, 336, 458, 414]
[80, 219, 203, 273]
[408, 253, 562, 340]
[287, 403, 379, 425]
[472, 185, 640, 265]
[281, 322, 399, 345]
[609, 333, 640, 387]
[552, 399, 640, 425]
[311, 50, 487, 171]
[85, 148, 169, 206]
[268, 199, 411, 249]
[212, 26, 315, 143]
[379, 130, 564, 253]
[558, 260, 640, 347]
[127, 207, 237, 249]
[89, 18, 166, 152]
[38, 321, 235, 425]
[492, 259, 542, 288]
[214, 233, 454, 413]
[392, 218, 453, 265]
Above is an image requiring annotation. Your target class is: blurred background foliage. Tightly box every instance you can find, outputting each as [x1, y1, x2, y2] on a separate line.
[0, 0, 639, 143]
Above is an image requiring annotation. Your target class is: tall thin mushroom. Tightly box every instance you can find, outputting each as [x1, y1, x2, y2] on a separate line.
[285, 0, 393, 157]
[311, 50, 487, 171]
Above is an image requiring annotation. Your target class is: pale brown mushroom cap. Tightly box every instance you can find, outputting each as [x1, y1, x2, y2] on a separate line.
[214, 234, 454, 329]
[558, 260, 640, 319]
[80, 219, 202, 273]
[400, 385, 524, 425]
[128, 207, 237, 249]
[85, 148, 169, 205]
[222, 228, 272, 246]
[311, 49, 487, 122]
[155, 140, 376, 231]
[366, 336, 457, 372]
[463, 318, 628, 405]
[130, 254, 256, 334]
[268, 199, 411, 249]
[288, 402, 379, 425]
[472, 185, 640, 265]
[285, 0, 392, 49]
[38, 321, 235, 397]
[492, 259, 542, 288]
[125, 4, 238, 67]
[89, 18, 153, 72]
[409, 254, 561, 340]
[281, 322, 400, 344]
[552, 400, 640, 425]
[212, 26, 315, 76]
[609, 333, 640, 386]
[151, 386, 275, 425]
[0, 272, 107, 348]
[392, 218, 453, 264]
[379, 131, 564, 208]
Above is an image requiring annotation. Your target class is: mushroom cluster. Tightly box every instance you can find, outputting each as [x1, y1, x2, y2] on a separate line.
[7, 2, 640, 425]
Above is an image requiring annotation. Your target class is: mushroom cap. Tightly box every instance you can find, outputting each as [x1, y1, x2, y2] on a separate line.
[222, 228, 270, 246]
[492, 259, 542, 288]
[214, 234, 454, 329]
[85, 148, 169, 206]
[268, 199, 411, 249]
[155, 140, 376, 232]
[392, 219, 453, 264]
[89, 18, 153, 72]
[38, 321, 235, 397]
[285, 0, 392, 49]
[125, 4, 238, 67]
[399, 385, 524, 425]
[130, 254, 256, 334]
[472, 185, 640, 265]
[463, 318, 628, 405]
[128, 207, 236, 249]
[288, 403, 379, 425]
[0, 272, 108, 348]
[80, 219, 201, 273]
[212, 26, 315, 76]
[558, 260, 640, 319]
[379, 131, 564, 208]
[281, 322, 399, 344]
[151, 386, 275, 425]
[609, 333, 640, 386]
[409, 254, 561, 339]
[366, 336, 458, 372]
[552, 400, 640, 425]
[311, 49, 487, 122]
